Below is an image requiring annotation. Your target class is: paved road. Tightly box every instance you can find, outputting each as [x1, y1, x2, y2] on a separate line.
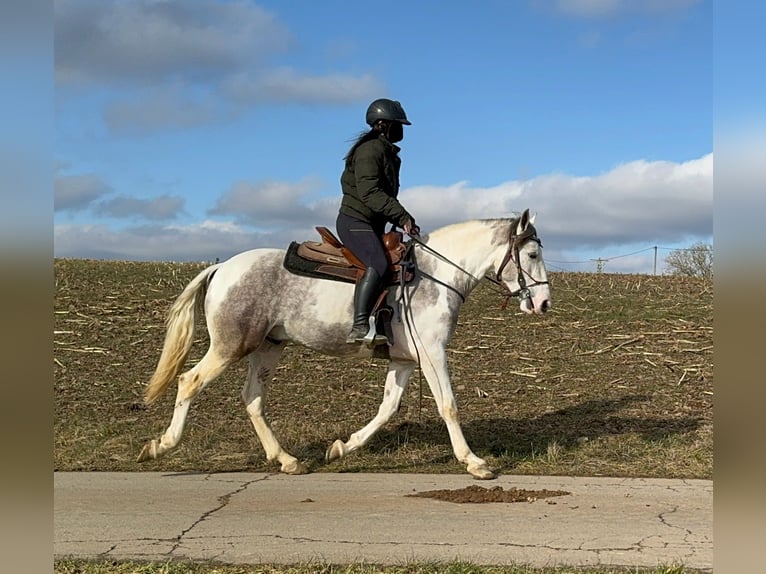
[54, 472, 712, 571]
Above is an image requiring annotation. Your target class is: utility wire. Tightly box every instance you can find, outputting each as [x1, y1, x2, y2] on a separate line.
[547, 243, 710, 266]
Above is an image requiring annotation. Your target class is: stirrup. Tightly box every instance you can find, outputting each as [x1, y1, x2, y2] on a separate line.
[362, 316, 388, 348]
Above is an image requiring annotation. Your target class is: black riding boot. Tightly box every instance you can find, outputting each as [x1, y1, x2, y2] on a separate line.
[346, 267, 389, 346]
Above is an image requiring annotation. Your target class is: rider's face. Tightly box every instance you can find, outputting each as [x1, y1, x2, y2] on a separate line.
[386, 121, 404, 143]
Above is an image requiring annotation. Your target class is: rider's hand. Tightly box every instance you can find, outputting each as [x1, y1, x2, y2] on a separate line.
[403, 219, 420, 237]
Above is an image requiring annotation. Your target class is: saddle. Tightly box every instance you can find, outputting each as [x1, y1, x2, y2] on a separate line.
[283, 227, 416, 356]
[284, 227, 414, 286]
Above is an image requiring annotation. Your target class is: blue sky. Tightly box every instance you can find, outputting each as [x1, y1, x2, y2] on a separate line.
[53, 0, 714, 273]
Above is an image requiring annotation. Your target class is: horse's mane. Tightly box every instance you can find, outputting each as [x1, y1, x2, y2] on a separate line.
[425, 217, 517, 243]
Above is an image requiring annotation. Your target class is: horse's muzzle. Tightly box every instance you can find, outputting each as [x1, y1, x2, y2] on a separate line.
[521, 296, 551, 315]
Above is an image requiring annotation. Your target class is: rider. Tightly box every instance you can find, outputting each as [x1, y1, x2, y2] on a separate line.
[336, 98, 420, 345]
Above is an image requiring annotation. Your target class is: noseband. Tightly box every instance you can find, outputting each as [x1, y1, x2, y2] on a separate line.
[491, 218, 549, 308]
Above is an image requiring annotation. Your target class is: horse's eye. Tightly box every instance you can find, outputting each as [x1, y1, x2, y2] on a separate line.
[528, 252, 538, 260]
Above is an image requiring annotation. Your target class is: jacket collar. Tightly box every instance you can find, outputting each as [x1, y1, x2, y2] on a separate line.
[379, 133, 401, 154]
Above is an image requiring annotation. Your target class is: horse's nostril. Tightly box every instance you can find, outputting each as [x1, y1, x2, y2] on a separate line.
[541, 300, 551, 312]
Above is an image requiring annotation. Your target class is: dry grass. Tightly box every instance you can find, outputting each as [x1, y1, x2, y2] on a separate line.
[54, 558, 695, 574]
[54, 259, 713, 479]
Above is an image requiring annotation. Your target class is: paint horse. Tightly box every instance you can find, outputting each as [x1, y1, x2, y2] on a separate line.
[138, 209, 551, 479]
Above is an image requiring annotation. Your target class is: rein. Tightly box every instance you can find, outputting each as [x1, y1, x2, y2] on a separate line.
[406, 239, 473, 302]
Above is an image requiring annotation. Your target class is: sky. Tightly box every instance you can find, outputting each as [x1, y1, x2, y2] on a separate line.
[52, 0, 714, 274]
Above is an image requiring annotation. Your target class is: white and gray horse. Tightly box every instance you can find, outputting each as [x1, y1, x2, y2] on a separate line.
[138, 209, 551, 479]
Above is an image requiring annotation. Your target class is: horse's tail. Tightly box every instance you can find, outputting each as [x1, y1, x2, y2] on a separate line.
[144, 264, 221, 405]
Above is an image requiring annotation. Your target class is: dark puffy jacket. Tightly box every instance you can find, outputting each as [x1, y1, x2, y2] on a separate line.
[339, 135, 412, 231]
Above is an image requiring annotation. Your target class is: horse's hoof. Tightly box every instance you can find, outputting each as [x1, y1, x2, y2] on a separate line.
[281, 459, 308, 475]
[325, 440, 345, 462]
[136, 440, 158, 462]
[468, 465, 496, 480]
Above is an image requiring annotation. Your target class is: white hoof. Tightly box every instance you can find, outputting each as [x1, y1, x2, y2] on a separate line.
[468, 464, 496, 480]
[325, 439, 346, 462]
[281, 458, 308, 475]
[136, 440, 159, 462]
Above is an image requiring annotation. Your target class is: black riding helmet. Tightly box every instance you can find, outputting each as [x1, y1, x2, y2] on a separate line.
[365, 98, 411, 126]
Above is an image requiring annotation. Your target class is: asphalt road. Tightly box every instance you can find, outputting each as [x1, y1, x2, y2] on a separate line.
[54, 472, 712, 570]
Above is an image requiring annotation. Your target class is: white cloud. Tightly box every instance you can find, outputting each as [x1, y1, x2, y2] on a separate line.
[55, 169, 189, 221]
[400, 154, 712, 249]
[550, 0, 701, 18]
[54, 220, 318, 263]
[95, 194, 185, 220]
[55, 173, 113, 212]
[54, 153, 713, 271]
[209, 178, 338, 228]
[54, 0, 383, 135]
[55, 0, 291, 86]
[223, 69, 384, 105]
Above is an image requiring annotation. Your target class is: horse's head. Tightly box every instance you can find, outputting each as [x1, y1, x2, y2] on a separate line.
[495, 209, 552, 315]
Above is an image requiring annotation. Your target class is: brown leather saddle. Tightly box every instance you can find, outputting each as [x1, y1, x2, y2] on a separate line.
[284, 226, 414, 286]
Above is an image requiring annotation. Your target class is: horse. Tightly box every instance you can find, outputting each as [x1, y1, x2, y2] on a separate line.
[137, 208, 551, 479]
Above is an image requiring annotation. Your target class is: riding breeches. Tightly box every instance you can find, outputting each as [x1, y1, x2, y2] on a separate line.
[335, 212, 388, 278]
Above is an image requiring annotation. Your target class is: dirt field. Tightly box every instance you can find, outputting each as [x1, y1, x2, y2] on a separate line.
[54, 259, 713, 479]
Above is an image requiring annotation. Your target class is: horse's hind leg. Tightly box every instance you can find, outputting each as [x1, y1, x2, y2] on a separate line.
[326, 359, 415, 462]
[137, 349, 232, 462]
[242, 340, 307, 475]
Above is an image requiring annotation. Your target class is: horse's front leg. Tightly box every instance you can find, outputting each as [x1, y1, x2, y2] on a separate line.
[420, 348, 496, 480]
[326, 359, 415, 462]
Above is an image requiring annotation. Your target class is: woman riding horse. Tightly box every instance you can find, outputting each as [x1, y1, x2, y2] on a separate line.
[336, 98, 421, 345]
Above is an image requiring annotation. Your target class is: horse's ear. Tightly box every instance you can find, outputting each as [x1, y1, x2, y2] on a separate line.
[529, 211, 537, 225]
[520, 208, 530, 230]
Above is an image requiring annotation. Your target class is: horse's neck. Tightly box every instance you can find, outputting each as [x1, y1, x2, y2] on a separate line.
[420, 220, 508, 291]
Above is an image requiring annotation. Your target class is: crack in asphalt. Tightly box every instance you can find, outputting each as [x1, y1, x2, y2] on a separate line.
[63, 537, 179, 561]
[78, 533, 677, 560]
[657, 505, 712, 552]
[167, 473, 274, 555]
[262, 533, 592, 552]
[658, 505, 696, 540]
[204, 532, 640, 555]
[97, 543, 118, 556]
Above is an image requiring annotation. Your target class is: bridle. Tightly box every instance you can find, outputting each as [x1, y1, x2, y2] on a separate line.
[407, 217, 549, 309]
[489, 218, 549, 309]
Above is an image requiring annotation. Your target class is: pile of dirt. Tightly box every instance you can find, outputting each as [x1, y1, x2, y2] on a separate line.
[407, 484, 570, 503]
